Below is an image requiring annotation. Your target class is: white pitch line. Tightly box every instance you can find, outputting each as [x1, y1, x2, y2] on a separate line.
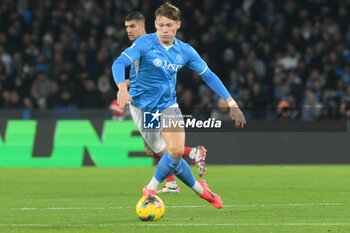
[0, 203, 345, 211]
[0, 223, 349, 227]
[305, 192, 350, 195]
[170, 203, 345, 208]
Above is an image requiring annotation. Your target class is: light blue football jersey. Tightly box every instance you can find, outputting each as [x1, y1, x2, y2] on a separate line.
[129, 61, 139, 91]
[122, 32, 208, 112]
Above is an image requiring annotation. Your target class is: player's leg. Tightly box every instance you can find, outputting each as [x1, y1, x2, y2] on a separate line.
[143, 105, 222, 208]
[142, 129, 206, 189]
[154, 145, 207, 177]
[152, 150, 180, 194]
[142, 127, 207, 177]
[148, 128, 206, 177]
[156, 144, 206, 177]
[144, 128, 222, 208]
[130, 104, 180, 193]
[144, 138, 181, 194]
[143, 138, 180, 194]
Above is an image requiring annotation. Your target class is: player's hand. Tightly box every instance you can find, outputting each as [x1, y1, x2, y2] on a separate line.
[229, 106, 246, 128]
[117, 82, 133, 109]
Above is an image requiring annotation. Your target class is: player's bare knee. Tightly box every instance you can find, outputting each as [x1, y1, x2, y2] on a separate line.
[167, 147, 184, 159]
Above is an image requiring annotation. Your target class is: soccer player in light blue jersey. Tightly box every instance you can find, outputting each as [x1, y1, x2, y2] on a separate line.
[121, 12, 208, 194]
[112, 3, 246, 208]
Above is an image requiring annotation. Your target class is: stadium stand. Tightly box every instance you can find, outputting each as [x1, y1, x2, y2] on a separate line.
[0, 0, 349, 119]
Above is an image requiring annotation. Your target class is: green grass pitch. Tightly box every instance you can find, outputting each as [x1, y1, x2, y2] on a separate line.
[0, 165, 349, 233]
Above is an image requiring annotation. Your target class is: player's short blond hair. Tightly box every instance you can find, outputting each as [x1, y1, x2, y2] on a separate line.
[155, 2, 180, 21]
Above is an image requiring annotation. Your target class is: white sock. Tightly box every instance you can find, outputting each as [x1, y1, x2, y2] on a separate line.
[147, 177, 160, 190]
[191, 181, 204, 195]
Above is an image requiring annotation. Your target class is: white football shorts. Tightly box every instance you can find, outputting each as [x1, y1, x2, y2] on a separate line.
[129, 103, 184, 154]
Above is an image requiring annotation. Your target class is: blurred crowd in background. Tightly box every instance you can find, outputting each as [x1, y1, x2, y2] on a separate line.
[1, 0, 350, 120]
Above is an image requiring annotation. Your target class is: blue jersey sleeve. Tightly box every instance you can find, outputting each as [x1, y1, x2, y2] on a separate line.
[185, 44, 231, 100]
[185, 45, 208, 75]
[201, 68, 231, 100]
[111, 54, 132, 85]
[111, 35, 149, 85]
[122, 35, 147, 62]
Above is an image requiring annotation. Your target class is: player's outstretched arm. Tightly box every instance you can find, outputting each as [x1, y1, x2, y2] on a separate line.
[112, 54, 133, 109]
[186, 44, 246, 128]
[200, 68, 246, 128]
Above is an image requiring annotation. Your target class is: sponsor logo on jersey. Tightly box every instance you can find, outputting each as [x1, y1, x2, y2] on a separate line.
[152, 59, 182, 72]
[162, 60, 182, 72]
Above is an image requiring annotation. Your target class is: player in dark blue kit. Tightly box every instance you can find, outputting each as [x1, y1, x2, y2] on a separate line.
[112, 3, 246, 208]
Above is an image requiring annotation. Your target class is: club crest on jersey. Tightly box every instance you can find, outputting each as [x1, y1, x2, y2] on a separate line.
[176, 54, 183, 61]
[153, 58, 162, 67]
